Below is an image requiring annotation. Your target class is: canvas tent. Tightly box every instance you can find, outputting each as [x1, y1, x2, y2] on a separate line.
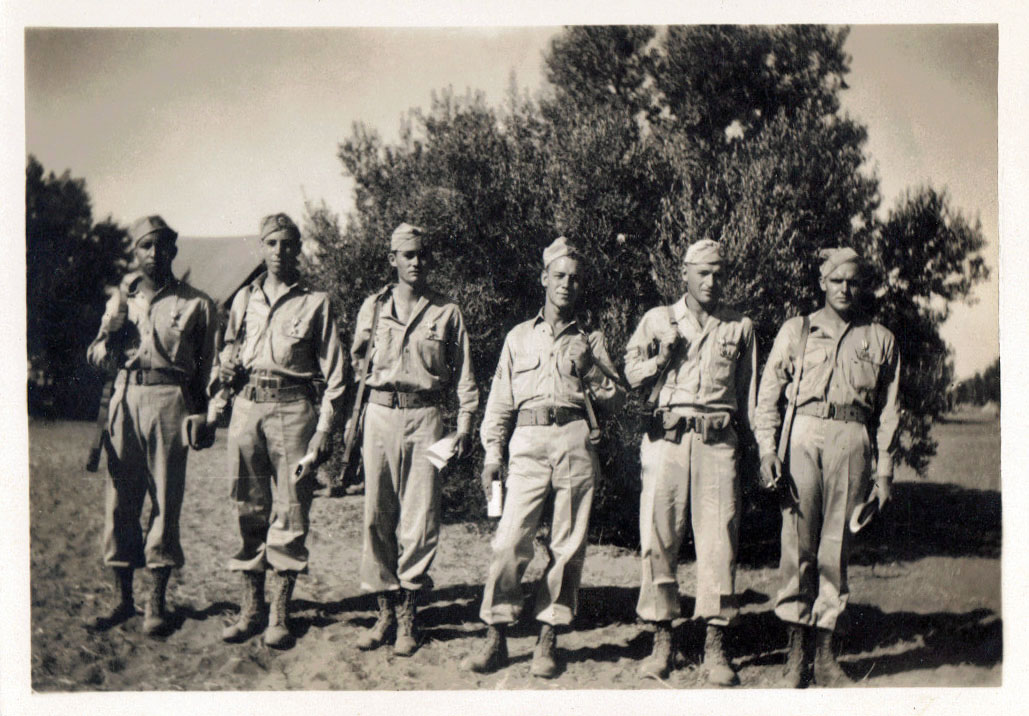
[173, 235, 264, 308]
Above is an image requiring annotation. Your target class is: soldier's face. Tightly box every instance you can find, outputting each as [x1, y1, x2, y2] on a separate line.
[820, 262, 862, 317]
[262, 232, 301, 279]
[683, 261, 724, 308]
[134, 233, 176, 279]
[389, 247, 431, 288]
[542, 256, 582, 310]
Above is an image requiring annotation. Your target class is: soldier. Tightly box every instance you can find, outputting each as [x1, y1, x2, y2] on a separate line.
[352, 223, 479, 657]
[86, 215, 219, 636]
[755, 247, 900, 687]
[213, 213, 348, 649]
[462, 237, 625, 678]
[623, 238, 757, 685]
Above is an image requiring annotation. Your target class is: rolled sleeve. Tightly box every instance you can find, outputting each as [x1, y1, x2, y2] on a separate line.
[623, 312, 662, 390]
[584, 331, 625, 412]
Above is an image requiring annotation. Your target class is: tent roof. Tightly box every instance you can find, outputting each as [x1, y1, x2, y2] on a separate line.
[173, 235, 264, 307]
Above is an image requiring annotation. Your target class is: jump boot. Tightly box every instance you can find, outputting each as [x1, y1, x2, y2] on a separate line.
[702, 624, 739, 687]
[222, 571, 266, 643]
[356, 592, 396, 650]
[779, 623, 809, 688]
[89, 567, 136, 631]
[461, 624, 509, 673]
[531, 624, 559, 679]
[814, 628, 851, 687]
[639, 621, 674, 680]
[142, 566, 172, 637]
[393, 588, 420, 656]
[263, 570, 296, 649]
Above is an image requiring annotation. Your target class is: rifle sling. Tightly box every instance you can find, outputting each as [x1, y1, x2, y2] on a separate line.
[776, 315, 812, 464]
[341, 291, 385, 464]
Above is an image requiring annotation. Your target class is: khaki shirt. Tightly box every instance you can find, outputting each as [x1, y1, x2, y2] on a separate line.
[351, 287, 479, 435]
[754, 309, 901, 474]
[87, 274, 219, 412]
[210, 273, 348, 433]
[480, 312, 626, 466]
[623, 297, 757, 431]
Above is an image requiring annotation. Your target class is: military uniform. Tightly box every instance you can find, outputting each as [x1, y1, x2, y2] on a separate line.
[754, 246, 901, 686]
[478, 311, 624, 628]
[211, 273, 348, 573]
[353, 288, 479, 592]
[86, 215, 218, 635]
[755, 311, 900, 629]
[624, 298, 757, 626]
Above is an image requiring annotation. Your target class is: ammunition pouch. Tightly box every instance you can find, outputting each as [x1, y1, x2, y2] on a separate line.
[647, 410, 733, 445]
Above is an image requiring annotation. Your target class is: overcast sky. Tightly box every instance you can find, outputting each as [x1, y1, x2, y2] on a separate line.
[23, 25, 998, 377]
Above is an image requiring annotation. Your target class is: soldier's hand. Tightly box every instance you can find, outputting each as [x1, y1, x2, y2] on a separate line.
[874, 474, 892, 506]
[655, 336, 679, 369]
[565, 342, 593, 377]
[759, 454, 783, 491]
[455, 431, 472, 460]
[184, 414, 215, 450]
[102, 302, 128, 334]
[218, 359, 243, 386]
[481, 462, 502, 498]
[307, 430, 331, 467]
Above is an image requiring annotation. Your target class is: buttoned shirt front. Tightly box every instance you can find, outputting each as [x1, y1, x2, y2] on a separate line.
[754, 308, 901, 473]
[87, 274, 218, 411]
[351, 287, 479, 435]
[623, 297, 757, 431]
[480, 312, 626, 466]
[211, 273, 348, 433]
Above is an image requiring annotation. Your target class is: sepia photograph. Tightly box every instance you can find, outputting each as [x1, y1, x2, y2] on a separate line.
[5, 2, 1022, 714]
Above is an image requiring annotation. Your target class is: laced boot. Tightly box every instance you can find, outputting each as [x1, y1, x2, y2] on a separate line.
[393, 588, 420, 656]
[263, 570, 297, 649]
[779, 623, 809, 688]
[531, 624, 559, 679]
[221, 571, 266, 643]
[89, 567, 136, 631]
[461, 624, 509, 673]
[142, 567, 172, 637]
[814, 628, 851, 687]
[639, 621, 674, 679]
[702, 624, 740, 687]
[356, 592, 396, 651]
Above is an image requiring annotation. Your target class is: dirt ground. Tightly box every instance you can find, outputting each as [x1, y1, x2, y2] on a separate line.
[28, 412, 1000, 691]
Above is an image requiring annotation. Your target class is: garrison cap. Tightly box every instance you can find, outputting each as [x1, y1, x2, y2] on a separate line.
[259, 213, 301, 242]
[129, 215, 177, 246]
[543, 236, 581, 268]
[390, 222, 425, 252]
[818, 247, 863, 278]
[683, 239, 725, 266]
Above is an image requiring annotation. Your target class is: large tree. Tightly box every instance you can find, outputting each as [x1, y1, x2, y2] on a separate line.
[306, 25, 988, 543]
[26, 155, 130, 418]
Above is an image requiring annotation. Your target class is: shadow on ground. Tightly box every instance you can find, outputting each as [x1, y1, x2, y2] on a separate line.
[735, 481, 1001, 568]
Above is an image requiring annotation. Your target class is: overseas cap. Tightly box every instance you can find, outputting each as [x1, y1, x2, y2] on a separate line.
[129, 215, 177, 246]
[818, 247, 863, 278]
[259, 213, 301, 242]
[390, 222, 425, 252]
[543, 236, 581, 268]
[683, 239, 725, 265]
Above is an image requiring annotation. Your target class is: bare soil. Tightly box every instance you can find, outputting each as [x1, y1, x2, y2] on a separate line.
[29, 412, 1000, 690]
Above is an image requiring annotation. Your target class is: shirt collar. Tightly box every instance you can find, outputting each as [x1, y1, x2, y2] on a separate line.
[532, 309, 581, 337]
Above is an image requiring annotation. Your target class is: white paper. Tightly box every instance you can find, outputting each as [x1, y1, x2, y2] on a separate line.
[425, 432, 460, 470]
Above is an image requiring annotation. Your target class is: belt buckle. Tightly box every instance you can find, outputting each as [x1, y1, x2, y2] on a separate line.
[391, 392, 400, 408]
[134, 370, 144, 385]
[547, 407, 557, 425]
[826, 403, 838, 419]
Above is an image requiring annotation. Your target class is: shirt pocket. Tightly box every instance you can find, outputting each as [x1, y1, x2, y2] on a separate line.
[511, 353, 540, 401]
[708, 326, 742, 385]
[156, 303, 195, 366]
[272, 313, 315, 367]
[414, 320, 447, 377]
[850, 345, 885, 392]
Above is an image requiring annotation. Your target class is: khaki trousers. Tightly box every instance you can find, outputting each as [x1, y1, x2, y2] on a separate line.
[359, 403, 443, 592]
[774, 414, 871, 631]
[227, 396, 317, 573]
[635, 425, 740, 625]
[103, 383, 188, 569]
[479, 420, 598, 627]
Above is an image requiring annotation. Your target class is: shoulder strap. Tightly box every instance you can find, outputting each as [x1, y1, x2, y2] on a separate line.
[340, 288, 389, 466]
[776, 315, 811, 462]
[646, 305, 680, 406]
